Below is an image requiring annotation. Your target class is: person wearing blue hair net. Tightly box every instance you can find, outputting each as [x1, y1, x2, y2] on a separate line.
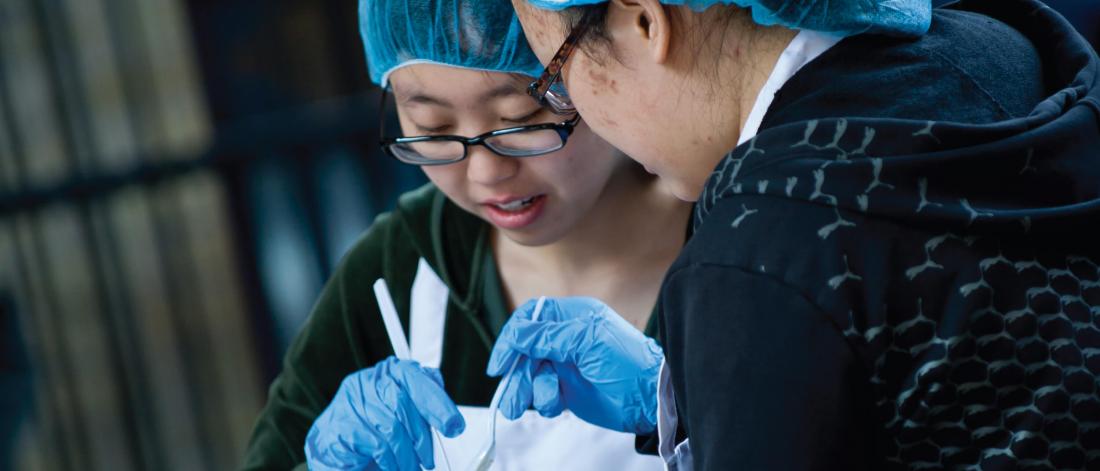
[238, 0, 693, 470]
[488, 0, 1100, 469]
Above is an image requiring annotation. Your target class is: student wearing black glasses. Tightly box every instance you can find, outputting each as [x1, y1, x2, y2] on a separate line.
[239, 0, 689, 470]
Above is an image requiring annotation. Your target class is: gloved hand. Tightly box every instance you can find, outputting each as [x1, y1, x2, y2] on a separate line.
[486, 297, 663, 435]
[305, 356, 464, 471]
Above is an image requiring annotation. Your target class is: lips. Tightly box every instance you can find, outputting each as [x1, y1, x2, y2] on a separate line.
[493, 196, 538, 211]
[481, 194, 547, 230]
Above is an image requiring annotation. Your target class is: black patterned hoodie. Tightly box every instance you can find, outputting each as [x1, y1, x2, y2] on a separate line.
[658, 0, 1100, 469]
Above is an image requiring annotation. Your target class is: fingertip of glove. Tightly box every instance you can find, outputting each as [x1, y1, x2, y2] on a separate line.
[535, 405, 563, 419]
[485, 351, 513, 377]
[441, 414, 465, 438]
[501, 404, 524, 421]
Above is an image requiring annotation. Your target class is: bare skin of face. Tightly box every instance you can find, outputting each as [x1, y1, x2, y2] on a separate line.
[389, 64, 690, 328]
[511, 0, 796, 201]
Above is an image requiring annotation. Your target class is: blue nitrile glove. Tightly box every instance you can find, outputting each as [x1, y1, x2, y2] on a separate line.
[486, 297, 663, 435]
[305, 356, 464, 471]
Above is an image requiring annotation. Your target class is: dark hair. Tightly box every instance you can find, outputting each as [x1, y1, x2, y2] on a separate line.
[559, 3, 751, 68]
[558, 6, 617, 65]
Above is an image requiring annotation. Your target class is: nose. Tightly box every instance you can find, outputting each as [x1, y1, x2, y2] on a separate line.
[465, 145, 519, 186]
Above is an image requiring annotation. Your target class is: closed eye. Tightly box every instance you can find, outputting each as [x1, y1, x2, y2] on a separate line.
[414, 123, 450, 134]
[501, 108, 545, 125]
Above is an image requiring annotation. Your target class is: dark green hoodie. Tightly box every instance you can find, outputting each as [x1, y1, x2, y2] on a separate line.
[240, 183, 660, 470]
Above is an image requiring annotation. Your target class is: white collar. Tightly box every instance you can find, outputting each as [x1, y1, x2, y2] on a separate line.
[737, 30, 843, 146]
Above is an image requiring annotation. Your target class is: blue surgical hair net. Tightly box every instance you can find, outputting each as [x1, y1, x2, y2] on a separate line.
[525, 0, 932, 37]
[360, 0, 546, 87]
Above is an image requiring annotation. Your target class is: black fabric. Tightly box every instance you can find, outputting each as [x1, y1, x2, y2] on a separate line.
[663, 264, 880, 470]
[762, 8, 1046, 128]
[664, 0, 1100, 469]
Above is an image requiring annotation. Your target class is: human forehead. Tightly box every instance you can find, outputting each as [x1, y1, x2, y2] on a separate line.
[390, 64, 529, 105]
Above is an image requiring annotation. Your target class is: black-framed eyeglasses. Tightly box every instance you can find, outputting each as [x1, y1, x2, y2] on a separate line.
[378, 88, 583, 166]
[526, 13, 596, 115]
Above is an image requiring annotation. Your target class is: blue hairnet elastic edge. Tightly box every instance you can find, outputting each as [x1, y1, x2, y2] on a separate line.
[377, 59, 542, 88]
[522, 0, 932, 37]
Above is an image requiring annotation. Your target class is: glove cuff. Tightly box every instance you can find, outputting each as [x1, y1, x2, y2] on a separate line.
[636, 339, 664, 434]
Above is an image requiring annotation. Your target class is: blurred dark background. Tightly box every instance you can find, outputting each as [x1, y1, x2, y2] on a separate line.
[0, 1, 1097, 470]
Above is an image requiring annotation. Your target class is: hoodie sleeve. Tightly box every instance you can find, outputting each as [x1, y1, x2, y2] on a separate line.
[660, 263, 878, 471]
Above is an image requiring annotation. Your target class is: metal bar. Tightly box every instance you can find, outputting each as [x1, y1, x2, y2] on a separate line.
[97, 0, 198, 466]
[145, 183, 219, 471]
[24, 0, 97, 468]
[88, 197, 165, 471]
[217, 160, 281, 383]
[0, 10, 68, 469]
[294, 148, 335, 279]
[0, 59, 24, 193]
[3, 170, 68, 471]
[0, 92, 382, 216]
[24, 214, 82, 471]
[30, 0, 143, 468]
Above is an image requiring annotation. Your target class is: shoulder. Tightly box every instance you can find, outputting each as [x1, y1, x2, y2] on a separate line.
[339, 189, 427, 277]
[763, 8, 1045, 128]
[334, 182, 489, 312]
[679, 192, 934, 329]
[679, 193, 853, 274]
[339, 183, 451, 277]
[289, 184, 452, 372]
[323, 184, 452, 316]
[673, 194, 856, 329]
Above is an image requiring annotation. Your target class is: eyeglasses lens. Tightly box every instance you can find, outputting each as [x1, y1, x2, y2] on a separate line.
[545, 82, 575, 114]
[485, 129, 565, 157]
[389, 140, 464, 164]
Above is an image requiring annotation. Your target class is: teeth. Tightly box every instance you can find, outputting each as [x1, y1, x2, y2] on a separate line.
[495, 196, 536, 211]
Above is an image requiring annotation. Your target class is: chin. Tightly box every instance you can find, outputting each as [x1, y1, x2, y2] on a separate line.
[664, 178, 702, 202]
[676, 189, 701, 202]
[498, 225, 563, 247]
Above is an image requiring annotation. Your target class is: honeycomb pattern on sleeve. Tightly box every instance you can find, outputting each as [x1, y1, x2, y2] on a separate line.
[696, 118, 1100, 470]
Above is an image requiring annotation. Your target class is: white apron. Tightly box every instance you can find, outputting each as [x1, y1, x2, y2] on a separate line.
[394, 259, 665, 471]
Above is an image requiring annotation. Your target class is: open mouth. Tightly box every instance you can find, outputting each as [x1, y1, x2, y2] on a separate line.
[493, 196, 539, 212]
[482, 194, 547, 230]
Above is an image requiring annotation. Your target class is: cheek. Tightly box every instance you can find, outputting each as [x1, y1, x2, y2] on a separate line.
[543, 133, 621, 192]
[510, 134, 601, 193]
[570, 72, 666, 169]
[572, 91, 651, 165]
[571, 64, 617, 121]
[420, 165, 470, 206]
[566, 61, 644, 150]
[521, 150, 583, 187]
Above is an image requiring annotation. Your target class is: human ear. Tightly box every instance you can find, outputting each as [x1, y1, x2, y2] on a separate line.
[607, 0, 671, 64]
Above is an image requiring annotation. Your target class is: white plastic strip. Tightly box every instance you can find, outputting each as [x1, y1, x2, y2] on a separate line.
[373, 277, 452, 470]
[373, 278, 411, 360]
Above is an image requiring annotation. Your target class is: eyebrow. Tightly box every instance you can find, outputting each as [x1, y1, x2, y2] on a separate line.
[398, 81, 526, 107]
[401, 93, 452, 108]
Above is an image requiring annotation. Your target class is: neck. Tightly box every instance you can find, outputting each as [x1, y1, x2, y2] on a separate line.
[674, 23, 799, 189]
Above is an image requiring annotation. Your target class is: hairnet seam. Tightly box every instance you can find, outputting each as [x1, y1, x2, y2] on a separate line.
[378, 59, 538, 88]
